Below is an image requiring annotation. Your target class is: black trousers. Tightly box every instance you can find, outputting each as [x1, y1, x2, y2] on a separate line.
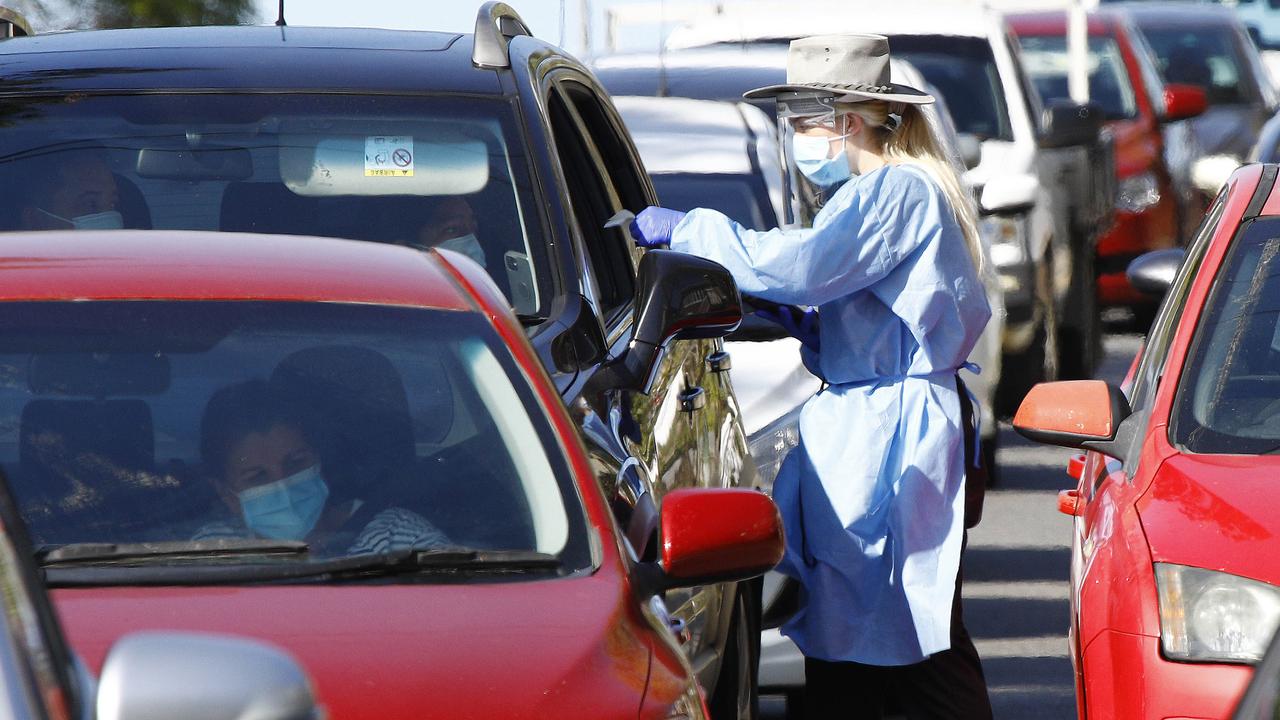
[802, 541, 993, 720]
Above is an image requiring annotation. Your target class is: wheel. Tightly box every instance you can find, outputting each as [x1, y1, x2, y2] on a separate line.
[994, 313, 1050, 418]
[708, 582, 761, 720]
[1057, 241, 1100, 380]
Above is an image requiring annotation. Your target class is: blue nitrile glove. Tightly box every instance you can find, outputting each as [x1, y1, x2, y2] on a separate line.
[753, 306, 820, 353]
[628, 206, 687, 248]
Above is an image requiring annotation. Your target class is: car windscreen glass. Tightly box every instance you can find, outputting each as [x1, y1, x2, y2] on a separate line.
[1141, 26, 1249, 105]
[1019, 34, 1139, 121]
[890, 35, 1014, 141]
[1172, 219, 1280, 454]
[0, 93, 551, 318]
[651, 173, 775, 230]
[0, 301, 590, 577]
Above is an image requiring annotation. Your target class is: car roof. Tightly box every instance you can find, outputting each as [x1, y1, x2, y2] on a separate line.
[663, 1, 998, 50]
[0, 230, 473, 309]
[612, 96, 768, 175]
[0, 26, 505, 95]
[1107, 2, 1240, 26]
[1006, 8, 1128, 34]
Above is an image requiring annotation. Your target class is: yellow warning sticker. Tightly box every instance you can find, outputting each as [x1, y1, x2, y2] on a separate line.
[365, 136, 414, 177]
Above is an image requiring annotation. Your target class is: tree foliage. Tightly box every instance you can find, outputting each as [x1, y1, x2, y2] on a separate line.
[91, 0, 256, 28]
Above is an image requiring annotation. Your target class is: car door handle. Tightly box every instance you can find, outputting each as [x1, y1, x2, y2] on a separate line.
[680, 386, 706, 412]
[707, 350, 731, 373]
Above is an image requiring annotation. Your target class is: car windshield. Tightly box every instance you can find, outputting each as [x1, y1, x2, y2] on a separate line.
[1141, 26, 1249, 105]
[1173, 219, 1280, 454]
[0, 301, 590, 578]
[890, 35, 1014, 141]
[1019, 34, 1139, 121]
[0, 94, 550, 318]
[651, 173, 776, 231]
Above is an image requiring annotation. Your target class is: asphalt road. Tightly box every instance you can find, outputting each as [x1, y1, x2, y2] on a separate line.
[761, 330, 1144, 719]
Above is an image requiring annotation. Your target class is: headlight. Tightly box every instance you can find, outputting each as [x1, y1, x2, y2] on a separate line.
[748, 404, 803, 496]
[978, 214, 1027, 268]
[1116, 171, 1161, 214]
[663, 681, 709, 719]
[1155, 563, 1280, 663]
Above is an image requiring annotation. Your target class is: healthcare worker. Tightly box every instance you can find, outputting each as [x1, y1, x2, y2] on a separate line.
[629, 35, 993, 719]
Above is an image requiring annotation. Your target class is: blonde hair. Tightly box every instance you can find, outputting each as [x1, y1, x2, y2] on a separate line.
[836, 100, 984, 274]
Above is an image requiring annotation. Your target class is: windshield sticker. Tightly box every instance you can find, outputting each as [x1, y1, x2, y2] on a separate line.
[364, 136, 414, 177]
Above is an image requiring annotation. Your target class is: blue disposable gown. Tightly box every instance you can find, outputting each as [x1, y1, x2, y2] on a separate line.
[669, 163, 991, 665]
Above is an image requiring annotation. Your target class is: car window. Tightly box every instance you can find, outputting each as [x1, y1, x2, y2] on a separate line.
[1172, 217, 1280, 453]
[0, 302, 591, 577]
[651, 173, 773, 230]
[546, 81, 639, 324]
[0, 94, 551, 318]
[1019, 34, 1139, 121]
[1141, 26, 1252, 105]
[891, 35, 1015, 141]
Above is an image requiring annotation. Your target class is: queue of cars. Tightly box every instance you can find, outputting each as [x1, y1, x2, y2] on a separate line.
[0, 3, 786, 718]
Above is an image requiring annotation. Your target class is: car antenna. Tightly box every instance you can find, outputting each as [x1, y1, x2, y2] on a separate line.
[275, 0, 287, 27]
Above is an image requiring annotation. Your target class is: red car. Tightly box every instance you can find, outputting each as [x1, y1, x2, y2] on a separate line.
[1009, 9, 1206, 315]
[1014, 162, 1280, 718]
[0, 229, 782, 719]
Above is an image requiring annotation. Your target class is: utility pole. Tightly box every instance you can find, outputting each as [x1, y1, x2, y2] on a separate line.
[1068, 0, 1098, 103]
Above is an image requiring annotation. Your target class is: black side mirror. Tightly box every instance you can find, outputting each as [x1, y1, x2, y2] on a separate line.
[1127, 248, 1185, 297]
[607, 249, 742, 393]
[1039, 99, 1103, 149]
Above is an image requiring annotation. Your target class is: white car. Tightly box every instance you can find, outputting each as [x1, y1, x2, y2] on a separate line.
[613, 79, 1004, 711]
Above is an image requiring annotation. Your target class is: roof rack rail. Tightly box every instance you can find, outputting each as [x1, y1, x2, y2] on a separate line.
[0, 7, 32, 38]
[472, 2, 531, 70]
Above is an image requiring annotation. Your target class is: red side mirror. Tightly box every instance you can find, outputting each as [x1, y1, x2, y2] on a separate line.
[659, 488, 783, 589]
[1163, 84, 1208, 122]
[1013, 380, 1132, 455]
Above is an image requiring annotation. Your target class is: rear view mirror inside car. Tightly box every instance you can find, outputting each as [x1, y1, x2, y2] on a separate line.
[281, 132, 489, 196]
[136, 147, 253, 181]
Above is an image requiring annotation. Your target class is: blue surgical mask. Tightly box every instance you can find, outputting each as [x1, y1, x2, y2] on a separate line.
[36, 208, 124, 230]
[437, 234, 486, 268]
[793, 133, 852, 188]
[237, 464, 330, 540]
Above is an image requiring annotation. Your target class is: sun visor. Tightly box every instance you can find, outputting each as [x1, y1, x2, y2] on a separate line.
[280, 133, 489, 196]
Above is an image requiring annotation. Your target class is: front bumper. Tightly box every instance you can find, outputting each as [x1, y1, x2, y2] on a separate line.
[1080, 629, 1251, 719]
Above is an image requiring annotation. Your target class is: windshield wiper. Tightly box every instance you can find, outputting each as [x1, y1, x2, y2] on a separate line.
[37, 539, 308, 567]
[42, 546, 562, 587]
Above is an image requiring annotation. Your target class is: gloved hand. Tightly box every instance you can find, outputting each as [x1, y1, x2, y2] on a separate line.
[628, 206, 687, 248]
[754, 305, 820, 353]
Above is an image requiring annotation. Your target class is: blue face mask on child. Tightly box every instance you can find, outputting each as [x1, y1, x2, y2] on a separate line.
[237, 464, 330, 540]
[793, 132, 852, 189]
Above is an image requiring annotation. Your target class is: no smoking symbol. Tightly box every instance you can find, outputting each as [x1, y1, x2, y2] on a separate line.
[392, 149, 412, 167]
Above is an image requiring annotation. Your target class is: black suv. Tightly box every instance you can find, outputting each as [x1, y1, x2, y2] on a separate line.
[0, 3, 761, 716]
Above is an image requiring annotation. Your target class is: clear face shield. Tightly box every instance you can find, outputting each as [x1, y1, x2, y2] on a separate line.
[775, 92, 850, 227]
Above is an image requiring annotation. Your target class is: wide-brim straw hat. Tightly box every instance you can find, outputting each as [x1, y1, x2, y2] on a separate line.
[745, 33, 934, 105]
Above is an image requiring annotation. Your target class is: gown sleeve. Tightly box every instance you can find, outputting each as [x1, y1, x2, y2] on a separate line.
[667, 167, 944, 307]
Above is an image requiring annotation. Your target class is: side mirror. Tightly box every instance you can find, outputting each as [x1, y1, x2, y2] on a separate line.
[1013, 380, 1132, 461]
[97, 631, 321, 720]
[1039, 99, 1103, 149]
[956, 133, 983, 171]
[607, 249, 742, 393]
[1162, 83, 1208, 122]
[1127, 248, 1185, 297]
[640, 488, 783, 594]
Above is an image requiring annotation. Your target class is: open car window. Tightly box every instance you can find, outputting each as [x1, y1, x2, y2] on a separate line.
[0, 94, 550, 318]
[0, 302, 591, 579]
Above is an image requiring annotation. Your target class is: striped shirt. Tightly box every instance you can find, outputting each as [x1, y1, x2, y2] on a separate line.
[193, 504, 450, 555]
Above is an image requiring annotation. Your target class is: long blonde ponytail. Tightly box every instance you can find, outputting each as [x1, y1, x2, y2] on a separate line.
[837, 100, 984, 275]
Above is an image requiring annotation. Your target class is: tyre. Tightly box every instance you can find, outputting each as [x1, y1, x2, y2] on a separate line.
[994, 312, 1052, 418]
[709, 582, 761, 720]
[1058, 243, 1100, 380]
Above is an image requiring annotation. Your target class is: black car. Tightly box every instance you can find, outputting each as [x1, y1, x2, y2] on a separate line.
[0, 4, 761, 717]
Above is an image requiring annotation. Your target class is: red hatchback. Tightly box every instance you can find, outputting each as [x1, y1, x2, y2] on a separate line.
[1015, 163, 1280, 718]
[0, 230, 782, 719]
[1009, 9, 1206, 314]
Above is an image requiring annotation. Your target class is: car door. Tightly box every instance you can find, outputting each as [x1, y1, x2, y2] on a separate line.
[531, 63, 747, 680]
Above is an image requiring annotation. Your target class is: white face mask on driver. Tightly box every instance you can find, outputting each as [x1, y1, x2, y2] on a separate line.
[436, 233, 486, 268]
[35, 207, 124, 231]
